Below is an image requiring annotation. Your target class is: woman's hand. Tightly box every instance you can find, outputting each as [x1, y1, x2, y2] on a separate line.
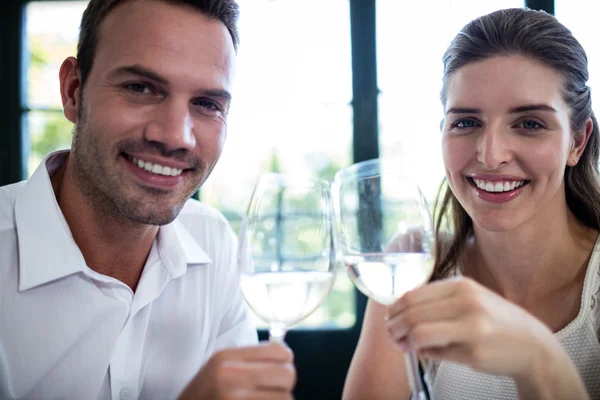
[386, 277, 555, 378]
[386, 277, 589, 400]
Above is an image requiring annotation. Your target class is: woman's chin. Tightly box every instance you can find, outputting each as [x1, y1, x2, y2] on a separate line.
[471, 211, 521, 233]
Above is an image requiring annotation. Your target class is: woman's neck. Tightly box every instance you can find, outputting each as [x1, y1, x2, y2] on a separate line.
[469, 207, 594, 298]
[466, 208, 597, 331]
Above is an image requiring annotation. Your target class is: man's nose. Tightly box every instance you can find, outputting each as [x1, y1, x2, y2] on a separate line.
[144, 100, 196, 152]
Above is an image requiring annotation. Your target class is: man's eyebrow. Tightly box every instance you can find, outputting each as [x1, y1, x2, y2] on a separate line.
[108, 65, 169, 85]
[446, 107, 481, 115]
[198, 89, 231, 101]
[509, 104, 557, 113]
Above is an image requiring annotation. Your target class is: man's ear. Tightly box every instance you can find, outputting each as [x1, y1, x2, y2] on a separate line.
[59, 56, 82, 124]
[567, 117, 594, 167]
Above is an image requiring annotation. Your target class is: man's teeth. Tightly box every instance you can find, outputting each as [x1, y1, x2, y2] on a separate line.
[128, 156, 183, 177]
[473, 179, 525, 193]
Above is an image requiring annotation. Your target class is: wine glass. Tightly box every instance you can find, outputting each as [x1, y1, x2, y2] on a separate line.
[237, 173, 336, 342]
[332, 158, 434, 400]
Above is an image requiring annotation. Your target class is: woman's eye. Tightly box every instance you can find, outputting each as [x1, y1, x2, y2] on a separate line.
[519, 120, 543, 130]
[451, 119, 479, 129]
[458, 120, 476, 128]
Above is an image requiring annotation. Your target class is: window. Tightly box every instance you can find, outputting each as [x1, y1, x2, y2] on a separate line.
[25, 2, 87, 174]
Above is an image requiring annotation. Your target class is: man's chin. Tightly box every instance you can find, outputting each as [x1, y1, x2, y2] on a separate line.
[127, 213, 178, 227]
[119, 203, 185, 226]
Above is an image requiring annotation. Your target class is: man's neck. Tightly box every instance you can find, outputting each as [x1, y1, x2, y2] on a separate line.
[51, 156, 158, 292]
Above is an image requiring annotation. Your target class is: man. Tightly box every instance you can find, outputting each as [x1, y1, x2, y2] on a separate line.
[0, 0, 295, 399]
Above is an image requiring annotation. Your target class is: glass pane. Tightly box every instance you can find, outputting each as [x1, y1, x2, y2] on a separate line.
[376, 0, 524, 203]
[201, 0, 355, 329]
[555, 1, 600, 111]
[25, 1, 88, 109]
[27, 110, 73, 175]
[25, 1, 87, 176]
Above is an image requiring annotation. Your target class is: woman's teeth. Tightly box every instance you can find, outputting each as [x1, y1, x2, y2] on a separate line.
[473, 178, 525, 193]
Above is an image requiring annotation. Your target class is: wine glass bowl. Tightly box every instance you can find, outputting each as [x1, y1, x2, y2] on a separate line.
[238, 173, 335, 342]
[332, 158, 434, 303]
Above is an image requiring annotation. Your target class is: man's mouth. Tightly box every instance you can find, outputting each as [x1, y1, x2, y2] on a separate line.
[467, 177, 530, 193]
[122, 153, 184, 177]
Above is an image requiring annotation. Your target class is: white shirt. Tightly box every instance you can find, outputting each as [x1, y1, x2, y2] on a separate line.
[0, 151, 258, 400]
[424, 236, 600, 399]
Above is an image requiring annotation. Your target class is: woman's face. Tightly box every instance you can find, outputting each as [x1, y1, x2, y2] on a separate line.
[441, 55, 587, 232]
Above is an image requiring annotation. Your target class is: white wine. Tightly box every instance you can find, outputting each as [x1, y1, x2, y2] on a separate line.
[240, 271, 334, 327]
[344, 253, 433, 306]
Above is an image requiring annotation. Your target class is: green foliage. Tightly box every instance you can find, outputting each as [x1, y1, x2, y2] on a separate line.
[268, 148, 282, 173]
[28, 34, 74, 171]
[29, 37, 50, 69]
[30, 113, 73, 159]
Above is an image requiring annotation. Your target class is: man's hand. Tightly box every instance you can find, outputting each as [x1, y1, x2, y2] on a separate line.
[179, 342, 296, 400]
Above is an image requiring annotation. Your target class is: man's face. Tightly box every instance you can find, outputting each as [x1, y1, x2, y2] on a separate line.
[68, 0, 235, 225]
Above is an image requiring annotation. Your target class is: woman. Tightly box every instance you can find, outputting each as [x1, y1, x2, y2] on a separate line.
[343, 8, 600, 400]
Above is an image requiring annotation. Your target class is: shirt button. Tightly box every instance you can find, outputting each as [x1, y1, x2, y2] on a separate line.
[119, 388, 132, 400]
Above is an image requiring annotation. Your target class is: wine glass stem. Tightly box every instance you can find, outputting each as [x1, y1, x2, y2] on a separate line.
[269, 322, 288, 343]
[404, 351, 429, 400]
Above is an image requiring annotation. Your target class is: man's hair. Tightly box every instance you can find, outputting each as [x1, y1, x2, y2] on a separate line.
[77, 0, 240, 89]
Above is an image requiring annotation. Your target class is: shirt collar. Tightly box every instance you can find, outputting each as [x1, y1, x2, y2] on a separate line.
[156, 220, 213, 279]
[16, 150, 212, 291]
[16, 151, 86, 291]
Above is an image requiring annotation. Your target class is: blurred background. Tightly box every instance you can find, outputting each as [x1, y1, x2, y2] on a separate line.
[2, 0, 593, 397]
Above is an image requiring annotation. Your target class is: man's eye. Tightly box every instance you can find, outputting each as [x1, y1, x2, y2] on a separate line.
[124, 83, 152, 94]
[194, 99, 223, 114]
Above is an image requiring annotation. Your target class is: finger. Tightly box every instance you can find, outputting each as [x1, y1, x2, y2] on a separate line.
[388, 276, 474, 317]
[253, 361, 297, 391]
[386, 229, 424, 253]
[417, 343, 472, 364]
[400, 320, 473, 351]
[386, 296, 468, 341]
[222, 360, 296, 391]
[215, 342, 293, 363]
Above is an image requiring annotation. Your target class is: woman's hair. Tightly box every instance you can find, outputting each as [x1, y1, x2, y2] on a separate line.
[432, 7, 600, 280]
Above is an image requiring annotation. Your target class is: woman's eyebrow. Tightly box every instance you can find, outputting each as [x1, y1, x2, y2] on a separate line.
[509, 104, 557, 113]
[446, 107, 481, 115]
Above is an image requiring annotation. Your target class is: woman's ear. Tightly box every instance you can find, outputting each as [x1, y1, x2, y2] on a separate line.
[567, 117, 593, 166]
[59, 56, 82, 124]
